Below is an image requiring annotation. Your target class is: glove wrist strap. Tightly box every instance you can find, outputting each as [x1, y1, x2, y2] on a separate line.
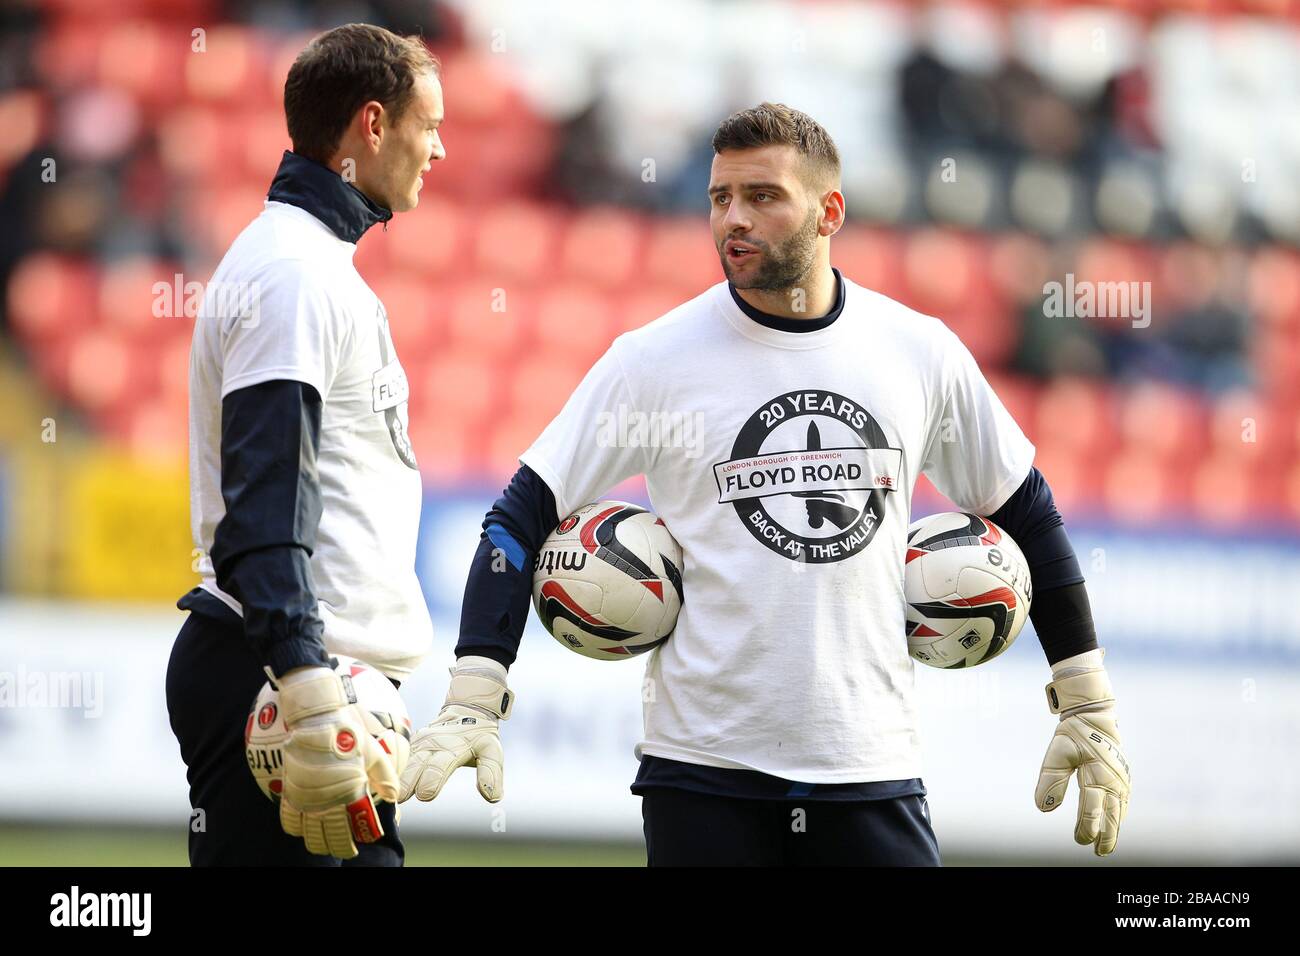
[1045, 668, 1114, 717]
[280, 671, 349, 726]
[445, 673, 514, 720]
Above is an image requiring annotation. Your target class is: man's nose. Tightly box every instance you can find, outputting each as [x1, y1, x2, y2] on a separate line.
[723, 200, 751, 232]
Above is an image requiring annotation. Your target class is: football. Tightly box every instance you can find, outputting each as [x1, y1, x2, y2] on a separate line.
[244, 655, 412, 802]
[904, 512, 1032, 669]
[532, 500, 684, 660]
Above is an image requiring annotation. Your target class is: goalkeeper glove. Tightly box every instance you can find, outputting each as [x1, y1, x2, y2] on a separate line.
[277, 665, 399, 859]
[399, 656, 513, 804]
[1035, 647, 1131, 856]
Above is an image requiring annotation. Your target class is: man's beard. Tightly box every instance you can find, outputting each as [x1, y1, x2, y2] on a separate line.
[720, 206, 820, 292]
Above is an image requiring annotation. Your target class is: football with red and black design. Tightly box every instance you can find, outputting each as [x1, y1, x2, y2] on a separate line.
[904, 512, 1032, 669]
[532, 500, 684, 661]
[244, 655, 412, 803]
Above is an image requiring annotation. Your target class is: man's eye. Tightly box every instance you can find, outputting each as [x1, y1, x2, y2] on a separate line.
[754, 192, 771, 201]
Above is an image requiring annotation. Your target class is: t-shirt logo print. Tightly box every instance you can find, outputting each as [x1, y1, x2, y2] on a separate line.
[371, 304, 418, 470]
[713, 389, 903, 563]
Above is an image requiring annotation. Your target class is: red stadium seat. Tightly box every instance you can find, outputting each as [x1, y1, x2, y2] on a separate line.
[437, 51, 521, 125]
[474, 201, 559, 282]
[194, 184, 267, 254]
[98, 19, 183, 107]
[413, 347, 505, 426]
[612, 288, 684, 336]
[445, 279, 532, 356]
[371, 275, 441, 365]
[643, 218, 723, 294]
[1248, 247, 1300, 331]
[99, 257, 177, 340]
[125, 392, 188, 458]
[33, 20, 101, 91]
[983, 371, 1041, 438]
[351, 217, 391, 277]
[1208, 389, 1294, 469]
[901, 228, 978, 315]
[560, 207, 643, 288]
[64, 328, 141, 413]
[1033, 377, 1118, 460]
[0, 90, 45, 171]
[155, 332, 193, 405]
[485, 416, 553, 486]
[1077, 238, 1154, 295]
[1253, 325, 1300, 401]
[832, 227, 904, 299]
[407, 413, 481, 487]
[265, 31, 317, 105]
[7, 254, 97, 345]
[1117, 382, 1206, 464]
[239, 108, 291, 182]
[157, 106, 230, 181]
[40, 0, 208, 19]
[1190, 450, 1260, 527]
[1282, 462, 1300, 526]
[443, 108, 557, 201]
[388, 193, 465, 277]
[1102, 449, 1185, 523]
[533, 283, 613, 352]
[988, 233, 1053, 310]
[183, 25, 265, 105]
[507, 348, 589, 419]
[1030, 444, 1099, 517]
[945, 301, 1016, 367]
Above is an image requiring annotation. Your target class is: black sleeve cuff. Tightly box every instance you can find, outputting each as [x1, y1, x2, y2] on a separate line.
[455, 464, 560, 669]
[1030, 581, 1099, 666]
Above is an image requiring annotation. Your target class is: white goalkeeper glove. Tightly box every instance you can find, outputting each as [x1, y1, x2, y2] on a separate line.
[276, 665, 399, 859]
[1035, 648, 1132, 856]
[399, 656, 513, 804]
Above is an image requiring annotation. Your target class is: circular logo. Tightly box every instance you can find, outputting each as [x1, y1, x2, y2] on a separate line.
[556, 514, 580, 535]
[335, 729, 357, 754]
[257, 703, 277, 729]
[715, 389, 901, 563]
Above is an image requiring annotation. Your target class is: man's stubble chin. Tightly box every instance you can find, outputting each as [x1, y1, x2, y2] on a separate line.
[723, 208, 820, 293]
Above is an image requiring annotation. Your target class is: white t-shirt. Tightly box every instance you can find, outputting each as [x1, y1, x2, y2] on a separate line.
[521, 276, 1035, 781]
[188, 200, 432, 679]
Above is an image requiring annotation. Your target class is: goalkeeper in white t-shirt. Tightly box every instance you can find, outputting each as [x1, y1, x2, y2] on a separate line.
[167, 24, 443, 866]
[400, 103, 1130, 865]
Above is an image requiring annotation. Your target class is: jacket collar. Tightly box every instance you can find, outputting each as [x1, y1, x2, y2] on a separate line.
[266, 150, 392, 243]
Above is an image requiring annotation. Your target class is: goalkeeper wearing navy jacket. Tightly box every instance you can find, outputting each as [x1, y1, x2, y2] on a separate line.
[166, 24, 444, 866]
[398, 103, 1130, 866]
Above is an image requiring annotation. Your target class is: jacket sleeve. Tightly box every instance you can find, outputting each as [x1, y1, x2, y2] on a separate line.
[209, 378, 333, 677]
[985, 466, 1099, 665]
[455, 464, 560, 669]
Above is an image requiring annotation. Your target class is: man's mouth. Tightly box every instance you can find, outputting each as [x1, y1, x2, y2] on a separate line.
[725, 239, 760, 262]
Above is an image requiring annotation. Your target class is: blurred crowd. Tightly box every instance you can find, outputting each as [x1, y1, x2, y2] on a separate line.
[0, 0, 1298, 510]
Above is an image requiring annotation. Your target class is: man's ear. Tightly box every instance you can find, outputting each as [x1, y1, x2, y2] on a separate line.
[360, 100, 385, 153]
[819, 187, 846, 237]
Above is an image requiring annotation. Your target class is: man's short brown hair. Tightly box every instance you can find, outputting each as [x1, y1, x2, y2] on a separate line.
[711, 102, 841, 189]
[284, 23, 440, 163]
